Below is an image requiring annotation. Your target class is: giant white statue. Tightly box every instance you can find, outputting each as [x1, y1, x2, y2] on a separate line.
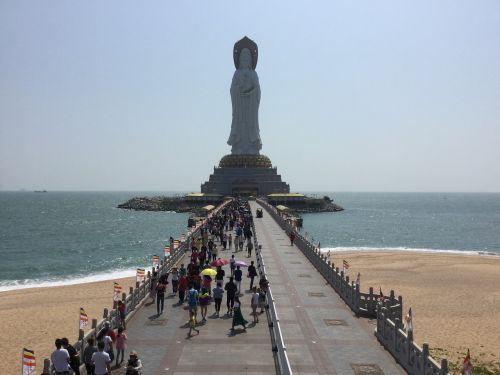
[227, 37, 262, 155]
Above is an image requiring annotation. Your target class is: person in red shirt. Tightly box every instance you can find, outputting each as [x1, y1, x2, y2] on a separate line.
[193, 274, 202, 291]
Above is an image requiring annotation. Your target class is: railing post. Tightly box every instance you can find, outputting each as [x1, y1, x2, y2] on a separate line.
[368, 287, 374, 314]
[440, 358, 448, 375]
[79, 329, 85, 363]
[422, 343, 429, 372]
[42, 358, 51, 374]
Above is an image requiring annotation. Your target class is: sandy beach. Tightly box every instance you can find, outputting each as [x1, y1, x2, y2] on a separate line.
[0, 276, 137, 375]
[328, 251, 500, 372]
[1, 252, 499, 374]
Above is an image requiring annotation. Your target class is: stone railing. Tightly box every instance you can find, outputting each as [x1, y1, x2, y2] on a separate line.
[41, 200, 233, 374]
[376, 304, 448, 374]
[256, 198, 448, 375]
[251, 214, 292, 375]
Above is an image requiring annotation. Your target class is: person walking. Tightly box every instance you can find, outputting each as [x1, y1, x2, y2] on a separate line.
[231, 296, 248, 331]
[258, 287, 266, 314]
[224, 277, 237, 316]
[229, 255, 236, 277]
[289, 231, 296, 246]
[178, 274, 188, 304]
[246, 240, 254, 258]
[198, 288, 210, 322]
[171, 267, 179, 294]
[212, 282, 224, 317]
[234, 265, 243, 295]
[115, 327, 128, 367]
[250, 287, 260, 323]
[215, 265, 225, 287]
[156, 278, 167, 316]
[83, 338, 97, 375]
[117, 300, 126, 329]
[187, 284, 199, 323]
[247, 261, 258, 290]
[91, 341, 111, 375]
[228, 234, 232, 250]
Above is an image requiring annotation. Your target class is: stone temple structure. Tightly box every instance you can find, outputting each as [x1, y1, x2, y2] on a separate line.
[201, 36, 290, 196]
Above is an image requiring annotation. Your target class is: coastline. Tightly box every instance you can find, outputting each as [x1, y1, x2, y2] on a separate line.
[326, 251, 500, 372]
[1, 251, 499, 373]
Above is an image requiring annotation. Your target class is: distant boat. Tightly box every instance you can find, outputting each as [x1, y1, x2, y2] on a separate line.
[34, 190, 48, 193]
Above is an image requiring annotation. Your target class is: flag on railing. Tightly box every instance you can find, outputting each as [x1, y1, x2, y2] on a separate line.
[355, 272, 360, 287]
[405, 307, 413, 333]
[152, 255, 160, 267]
[173, 240, 180, 249]
[164, 245, 171, 257]
[113, 282, 122, 302]
[136, 268, 145, 282]
[22, 348, 36, 375]
[462, 349, 472, 375]
[79, 307, 88, 329]
[342, 259, 349, 273]
[180, 234, 186, 242]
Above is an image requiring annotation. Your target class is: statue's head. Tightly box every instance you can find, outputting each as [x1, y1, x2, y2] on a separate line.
[233, 36, 258, 70]
[239, 48, 252, 70]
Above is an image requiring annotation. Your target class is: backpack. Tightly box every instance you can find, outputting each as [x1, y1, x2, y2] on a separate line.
[188, 289, 198, 305]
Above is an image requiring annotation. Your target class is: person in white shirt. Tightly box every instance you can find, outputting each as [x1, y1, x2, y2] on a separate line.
[250, 286, 260, 323]
[50, 338, 70, 374]
[92, 341, 111, 375]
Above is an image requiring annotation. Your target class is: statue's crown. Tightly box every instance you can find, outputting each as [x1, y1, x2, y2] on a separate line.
[233, 36, 258, 70]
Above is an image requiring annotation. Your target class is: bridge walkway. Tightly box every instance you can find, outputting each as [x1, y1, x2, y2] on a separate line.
[123, 243, 277, 374]
[250, 201, 405, 375]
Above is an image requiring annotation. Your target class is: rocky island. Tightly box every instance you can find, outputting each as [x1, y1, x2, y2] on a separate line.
[117, 193, 343, 214]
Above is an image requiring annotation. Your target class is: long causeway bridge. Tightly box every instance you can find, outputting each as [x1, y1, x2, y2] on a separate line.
[42, 199, 450, 374]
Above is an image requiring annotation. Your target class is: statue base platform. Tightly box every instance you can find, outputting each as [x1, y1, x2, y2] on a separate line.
[201, 154, 290, 196]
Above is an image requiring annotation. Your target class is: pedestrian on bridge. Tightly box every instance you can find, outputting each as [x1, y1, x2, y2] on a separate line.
[231, 296, 248, 331]
[225, 277, 237, 316]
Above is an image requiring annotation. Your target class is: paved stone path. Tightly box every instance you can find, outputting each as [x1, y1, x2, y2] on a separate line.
[122, 202, 405, 374]
[250, 201, 405, 375]
[124, 239, 276, 374]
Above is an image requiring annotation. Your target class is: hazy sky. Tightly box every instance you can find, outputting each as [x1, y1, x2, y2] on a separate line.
[1, 1, 499, 192]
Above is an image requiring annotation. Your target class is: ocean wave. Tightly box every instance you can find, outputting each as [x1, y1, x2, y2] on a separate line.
[0, 268, 147, 293]
[319, 246, 499, 256]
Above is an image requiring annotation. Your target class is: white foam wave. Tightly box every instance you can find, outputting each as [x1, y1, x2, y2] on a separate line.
[319, 246, 498, 256]
[0, 268, 147, 293]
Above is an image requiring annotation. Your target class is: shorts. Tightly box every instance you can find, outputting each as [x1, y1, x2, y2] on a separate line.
[188, 305, 197, 312]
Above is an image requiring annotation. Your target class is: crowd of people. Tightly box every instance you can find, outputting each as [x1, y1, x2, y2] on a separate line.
[151, 199, 269, 336]
[49, 199, 270, 374]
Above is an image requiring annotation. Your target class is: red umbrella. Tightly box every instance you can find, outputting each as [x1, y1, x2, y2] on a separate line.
[210, 258, 229, 267]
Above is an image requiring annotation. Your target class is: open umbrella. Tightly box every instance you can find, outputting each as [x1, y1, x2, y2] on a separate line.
[234, 260, 248, 267]
[200, 268, 217, 276]
[210, 258, 229, 267]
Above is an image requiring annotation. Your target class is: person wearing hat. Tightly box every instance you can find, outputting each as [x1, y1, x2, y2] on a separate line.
[126, 350, 142, 375]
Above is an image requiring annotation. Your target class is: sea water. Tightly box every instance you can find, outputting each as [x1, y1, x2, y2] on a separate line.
[0, 192, 188, 291]
[303, 192, 500, 255]
[0, 192, 499, 292]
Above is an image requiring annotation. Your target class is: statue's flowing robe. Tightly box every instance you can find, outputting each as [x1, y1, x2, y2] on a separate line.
[227, 69, 262, 155]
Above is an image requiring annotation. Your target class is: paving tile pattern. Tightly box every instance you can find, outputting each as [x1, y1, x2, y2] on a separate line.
[124, 243, 277, 374]
[250, 201, 405, 375]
